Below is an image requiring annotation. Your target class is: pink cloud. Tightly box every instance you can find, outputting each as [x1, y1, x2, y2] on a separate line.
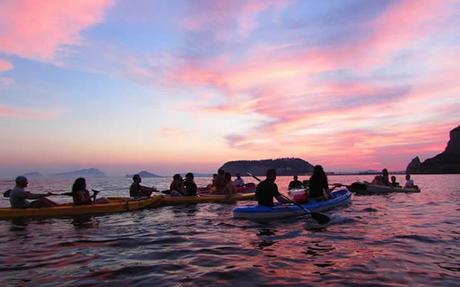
[0, 105, 59, 120]
[0, 59, 13, 72]
[0, 0, 113, 60]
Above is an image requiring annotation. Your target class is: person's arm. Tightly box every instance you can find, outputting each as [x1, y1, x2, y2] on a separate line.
[275, 194, 290, 203]
[24, 191, 51, 199]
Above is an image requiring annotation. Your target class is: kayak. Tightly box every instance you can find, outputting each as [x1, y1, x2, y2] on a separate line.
[158, 193, 256, 207]
[0, 195, 163, 219]
[349, 182, 421, 195]
[198, 183, 256, 194]
[233, 189, 351, 220]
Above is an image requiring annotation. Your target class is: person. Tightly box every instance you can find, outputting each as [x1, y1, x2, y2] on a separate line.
[223, 172, 237, 195]
[170, 174, 185, 196]
[255, 169, 289, 206]
[308, 165, 332, 200]
[183, 172, 197, 196]
[214, 169, 226, 193]
[288, 175, 303, 190]
[390, 176, 400, 187]
[129, 174, 157, 198]
[381, 169, 390, 185]
[72, 177, 109, 205]
[371, 175, 383, 185]
[9, 176, 58, 208]
[233, 173, 245, 187]
[404, 174, 419, 189]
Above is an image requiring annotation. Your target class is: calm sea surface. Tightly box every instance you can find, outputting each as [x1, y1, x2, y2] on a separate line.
[0, 175, 459, 286]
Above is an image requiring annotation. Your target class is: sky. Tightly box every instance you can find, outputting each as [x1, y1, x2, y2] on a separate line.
[0, 0, 459, 176]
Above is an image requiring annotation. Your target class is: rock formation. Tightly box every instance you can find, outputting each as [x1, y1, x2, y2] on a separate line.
[219, 158, 314, 176]
[406, 125, 460, 174]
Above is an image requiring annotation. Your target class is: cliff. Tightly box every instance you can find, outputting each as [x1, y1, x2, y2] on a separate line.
[219, 158, 314, 176]
[406, 125, 460, 174]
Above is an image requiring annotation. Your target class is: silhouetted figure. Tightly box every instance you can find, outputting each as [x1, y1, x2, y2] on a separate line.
[184, 173, 197, 196]
[129, 174, 157, 198]
[72, 177, 109, 205]
[404, 174, 418, 189]
[233, 173, 245, 187]
[288, 175, 303, 190]
[9, 176, 57, 208]
[255, 169, 289, 206]
[308, 165, 332, 200]
[390, 176, 400, 187]
[215, 169, 226, 193]
[382, 169, 390, 185]
[170, 174, 185, 196]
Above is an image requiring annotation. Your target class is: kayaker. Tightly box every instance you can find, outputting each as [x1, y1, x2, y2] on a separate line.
[183, 172, 197, 196]
[170, 174, 185, 196]
[72, 177, 109, 205]
[382, 169, 390, 185]
[214, 169, 226, 193]
[233, 173, 245, 187]
[255, 169, 289, 206]
[129, 174, 157, 198]
[404, 174, 419, 189]
[224, 172, 237, 195]
[9, 176, 58, 208]
[390, 176, 400, 187]
[288, 175, 303, 190]
[308, 165, 332, 200]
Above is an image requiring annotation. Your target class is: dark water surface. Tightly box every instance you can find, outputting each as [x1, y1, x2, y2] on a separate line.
[0, 175, 459, 286]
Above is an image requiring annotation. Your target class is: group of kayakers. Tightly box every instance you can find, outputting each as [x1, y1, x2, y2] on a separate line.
[371, 169, 418, 189]
[5, 166, 418, 209]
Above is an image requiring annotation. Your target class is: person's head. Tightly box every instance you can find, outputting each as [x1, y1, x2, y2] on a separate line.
[15, 176, 28, 188]
[213, 173, 217, 179]
[293, 175, 298, 181]
[405, 174, 411, 180]
[236, 173, 241, 179]
[266, 169, 277, 182]
[185, 172, 194, 181]
[391, 176, 396, 183]
[224, 172, 232, 182]
[132, 174, 141, 183]
[173, 174, 182, 181]
[218, 169, 224, 175]
[72, 177, 86, 193]
[313, 165, 325, 177]
[382, 168, 388, 176]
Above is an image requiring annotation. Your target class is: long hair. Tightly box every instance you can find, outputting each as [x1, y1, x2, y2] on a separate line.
[311, 165, 328, 188]
[72, 177, 86, 193]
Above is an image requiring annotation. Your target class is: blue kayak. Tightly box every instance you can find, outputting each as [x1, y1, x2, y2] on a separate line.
[233, 188, 351, 219]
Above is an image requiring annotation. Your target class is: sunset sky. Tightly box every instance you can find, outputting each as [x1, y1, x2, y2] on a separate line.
[0, 0, 459, 176]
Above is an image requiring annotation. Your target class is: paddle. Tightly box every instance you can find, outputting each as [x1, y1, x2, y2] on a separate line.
[246, 172, 330, 225]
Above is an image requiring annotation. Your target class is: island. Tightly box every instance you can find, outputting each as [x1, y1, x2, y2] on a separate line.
[54, 168, 106, 177]
[406, 125, 460, 174]
[22, 172, 42, 177]
[125, 170, 163, 178]
[219, 157, 314, 176]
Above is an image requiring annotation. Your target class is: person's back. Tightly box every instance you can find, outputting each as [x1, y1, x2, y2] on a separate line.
[404, 174, 415, 188]
[255, 169, 288, 206]
[381, 169, 390, 185]
[308, 165, 330, 199]
[72, 177, 92, 205]
[129, 181, 142, 197]
[184, 173, 197, 196]
[215, 169, 226, 193]
[9, 186, 29, 208]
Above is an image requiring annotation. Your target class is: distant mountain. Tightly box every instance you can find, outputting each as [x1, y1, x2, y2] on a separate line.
[54, 168, 106, 177]
[406, 125, 460, 174]
[22, 172, 42, 177]
[220, 158, 314, 176]
[125, 170, 162, 178]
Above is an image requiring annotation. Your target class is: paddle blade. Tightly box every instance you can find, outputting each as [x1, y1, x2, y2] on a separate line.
[310, 212, 331, 225]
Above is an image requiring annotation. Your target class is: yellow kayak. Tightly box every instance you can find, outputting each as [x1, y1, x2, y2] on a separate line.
[0, 195, 163, 219]
[158, 193, 256, 206]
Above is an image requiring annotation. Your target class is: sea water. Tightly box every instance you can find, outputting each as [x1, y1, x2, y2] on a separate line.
[0, 175, 458, 286]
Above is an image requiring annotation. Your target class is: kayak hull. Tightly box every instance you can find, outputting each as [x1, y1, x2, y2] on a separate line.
[233, 189, 351, 220]
[0, 196, 163, 219]
[158, 193, 255, 206]
[350, 182, 420, 195]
